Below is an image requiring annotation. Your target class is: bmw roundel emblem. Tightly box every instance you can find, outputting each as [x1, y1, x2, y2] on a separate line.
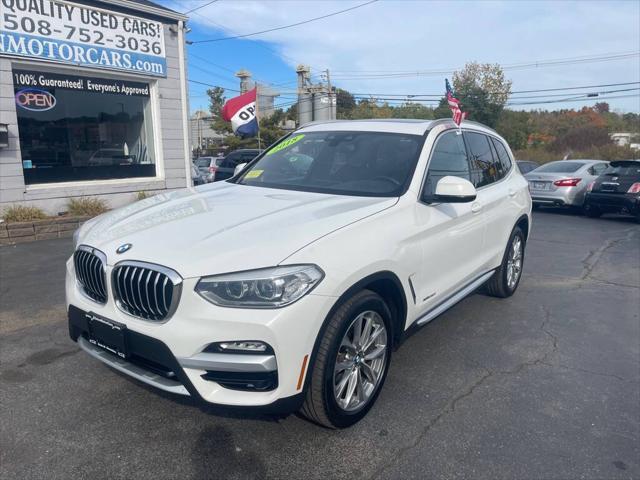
[116, 243, 132, 254]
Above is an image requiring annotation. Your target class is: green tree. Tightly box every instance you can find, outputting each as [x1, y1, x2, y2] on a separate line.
[433, 97, 451, 119]
[496, 110, 531, 150]
[451, 62, 512, 128]
[336, 88, 357, 119]
[206, 86, 231, 133]
[258, 109, 287, 147]
[391, 102, 434, 119]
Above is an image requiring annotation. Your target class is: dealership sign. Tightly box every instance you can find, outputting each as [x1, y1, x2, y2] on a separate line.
[14, 69, 150, 97]
[0, 0, 167, 77]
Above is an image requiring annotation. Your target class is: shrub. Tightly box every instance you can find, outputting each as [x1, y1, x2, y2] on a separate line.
[67, 197, 108, 217]
[1, 205, 48, 223]
[136, 191, 150, 200]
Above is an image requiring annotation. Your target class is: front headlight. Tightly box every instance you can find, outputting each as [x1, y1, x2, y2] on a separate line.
[195, 265, 324, 308]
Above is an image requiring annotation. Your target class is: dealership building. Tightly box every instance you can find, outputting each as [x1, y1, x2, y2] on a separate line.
[0, 0, 191, 214]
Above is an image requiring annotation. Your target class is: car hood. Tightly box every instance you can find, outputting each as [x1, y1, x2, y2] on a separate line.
[80, 182, 397, 278]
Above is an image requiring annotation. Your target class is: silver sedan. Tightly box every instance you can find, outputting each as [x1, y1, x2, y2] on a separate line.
[525, 159, 609, 208]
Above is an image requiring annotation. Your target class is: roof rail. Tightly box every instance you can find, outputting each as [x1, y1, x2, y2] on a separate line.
[429, 118, 498, 135]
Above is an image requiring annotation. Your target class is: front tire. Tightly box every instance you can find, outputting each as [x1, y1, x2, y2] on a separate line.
[484, 226, 525, 298]
[300, 290, 392, 428]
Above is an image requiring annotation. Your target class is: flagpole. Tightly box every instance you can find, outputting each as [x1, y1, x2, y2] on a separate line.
[255, 86, 261, 150]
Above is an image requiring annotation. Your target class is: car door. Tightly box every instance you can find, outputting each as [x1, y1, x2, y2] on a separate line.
[463, 132, 515, 270]
[411, 130, 487, 312]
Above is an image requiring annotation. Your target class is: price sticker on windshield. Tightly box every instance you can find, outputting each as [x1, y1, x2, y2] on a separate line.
[244, 170, 263, 179]
[266, 135, 305, 155]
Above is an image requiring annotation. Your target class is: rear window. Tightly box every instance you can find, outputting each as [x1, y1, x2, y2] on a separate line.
[195, 158, 212, 167]
[604, 162, 640, 177]
[535, 161, 585, 173]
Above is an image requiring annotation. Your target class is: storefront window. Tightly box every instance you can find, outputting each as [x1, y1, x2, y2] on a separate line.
[13, 69, 156, 185]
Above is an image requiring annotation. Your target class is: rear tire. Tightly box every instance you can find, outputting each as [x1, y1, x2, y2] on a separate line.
[300, 290, 392, 428]
[583, 203, 602, 218]
[484, 226, 525, 298]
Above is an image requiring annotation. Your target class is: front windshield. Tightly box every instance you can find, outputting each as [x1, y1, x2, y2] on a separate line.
[236, 131, 424, 197]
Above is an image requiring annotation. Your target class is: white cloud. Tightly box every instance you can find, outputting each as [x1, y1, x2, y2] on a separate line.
[174, 0, 640, 111]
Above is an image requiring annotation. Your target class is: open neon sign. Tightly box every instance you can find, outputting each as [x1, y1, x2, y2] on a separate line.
[15, 89, 57, 112]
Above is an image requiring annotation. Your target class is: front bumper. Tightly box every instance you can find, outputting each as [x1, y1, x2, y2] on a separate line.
[65, 257, 337, 410]
[585, 192, 640, 215]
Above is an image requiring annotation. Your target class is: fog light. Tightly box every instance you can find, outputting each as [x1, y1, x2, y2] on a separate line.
[219, 341, 268, 352]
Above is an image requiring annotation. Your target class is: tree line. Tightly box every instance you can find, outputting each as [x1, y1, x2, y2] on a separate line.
[207, 63, 639, 162]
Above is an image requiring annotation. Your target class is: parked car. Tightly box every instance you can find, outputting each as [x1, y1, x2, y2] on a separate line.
[191, 162, 206, 186]
[583, 160, 640, 222]
[193, 156, 221, 183]
[195, 149, 262, 183]
[68, 119, 531, 428]
[525, 159, 609, 208]
[517, 160, 539, 174]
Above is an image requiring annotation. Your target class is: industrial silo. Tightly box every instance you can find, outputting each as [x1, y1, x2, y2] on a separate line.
[298, 92, 313, 125]
[313, 92, 333, 122]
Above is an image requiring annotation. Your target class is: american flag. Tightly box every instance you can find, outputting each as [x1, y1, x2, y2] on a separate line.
[446, 79, 467, 126]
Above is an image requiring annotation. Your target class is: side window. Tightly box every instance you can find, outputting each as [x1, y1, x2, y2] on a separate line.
[590, 163, 608, 175]
[464, 132, 499, 188]
[220, 154, 239, 168]
[422, 132, 470, 198]
[490, 137, 512, 178]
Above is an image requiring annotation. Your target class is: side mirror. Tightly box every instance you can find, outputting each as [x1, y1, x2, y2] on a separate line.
[234, 162, 248, 176]
[426, 176, 477, 203]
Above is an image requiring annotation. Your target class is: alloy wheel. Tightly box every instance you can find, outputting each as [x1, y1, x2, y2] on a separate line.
[506, 236, 523, 289]
[333, 310, 388, 412]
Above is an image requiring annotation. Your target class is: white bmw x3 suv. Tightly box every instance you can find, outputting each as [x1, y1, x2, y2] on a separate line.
[67, 119, 531, 428]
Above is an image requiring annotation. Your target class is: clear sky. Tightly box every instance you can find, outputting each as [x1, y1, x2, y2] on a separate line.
[159, 0, 640, 115]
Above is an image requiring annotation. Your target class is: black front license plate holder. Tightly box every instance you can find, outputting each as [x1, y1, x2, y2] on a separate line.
[86, 313, 128, 359]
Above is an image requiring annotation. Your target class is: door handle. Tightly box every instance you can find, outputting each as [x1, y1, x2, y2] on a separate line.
[508, 189, 517, 197]
[471, 202, 482, 213]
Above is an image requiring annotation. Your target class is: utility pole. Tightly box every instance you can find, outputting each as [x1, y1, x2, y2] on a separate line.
[324, 68, 336, 120]
[325, 68, 332, 96]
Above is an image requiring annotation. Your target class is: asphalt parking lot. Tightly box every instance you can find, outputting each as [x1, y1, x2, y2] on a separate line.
[1, 210, 638, 480]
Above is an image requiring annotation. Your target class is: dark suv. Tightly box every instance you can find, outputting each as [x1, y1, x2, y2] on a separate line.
[584, 160, 640, 222]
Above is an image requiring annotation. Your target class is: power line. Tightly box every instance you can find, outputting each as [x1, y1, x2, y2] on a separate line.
[331, 51, 639, 75]
[191, 0, 379, 43]
[341, 81, 640, 98]
[186, 10, 327, 79]
[348, 87, 640, 103]
[188, 78, 240, 92]
[329, 52, 640, 80]
[183, 0, 220, 15]
[507, 93, 640, 106]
